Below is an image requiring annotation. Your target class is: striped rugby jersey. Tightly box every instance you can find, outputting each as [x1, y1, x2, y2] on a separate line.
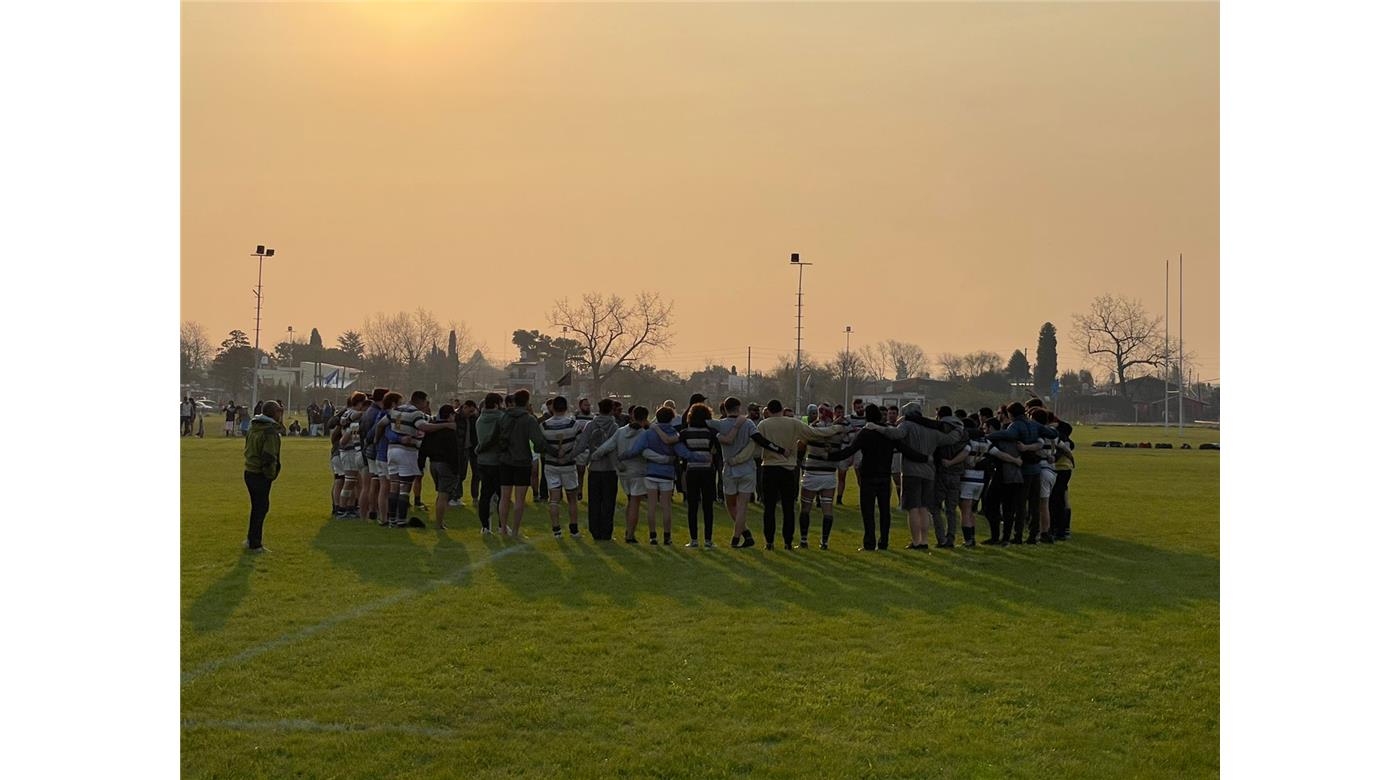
[541, 414, 585, 466]
[339, 409, 363, 452]
[801, 421, 848, 472]
[388, 404, 432, 448]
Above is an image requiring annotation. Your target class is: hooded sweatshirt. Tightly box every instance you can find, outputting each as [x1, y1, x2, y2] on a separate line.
[499, 406, 549, 468]
[594, 423, 650, 479]
[578, 415, 620, 472]
[876, 404, 964, 480]
[243, 415, 284, 479]
[474, 408, 506, 466]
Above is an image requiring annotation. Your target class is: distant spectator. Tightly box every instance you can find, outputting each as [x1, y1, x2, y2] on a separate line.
[223, 401, 237, 437]
[307, 402, 323, 436]
[321, 399, 335, 432]
[180, 396, 196, 436]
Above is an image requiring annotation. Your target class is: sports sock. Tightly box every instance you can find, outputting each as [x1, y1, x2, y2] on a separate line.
[962, 525, 975, 542]
[821, 515, 833, 544]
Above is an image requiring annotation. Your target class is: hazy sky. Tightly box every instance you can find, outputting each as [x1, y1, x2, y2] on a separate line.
[183, 1, 1219, 381]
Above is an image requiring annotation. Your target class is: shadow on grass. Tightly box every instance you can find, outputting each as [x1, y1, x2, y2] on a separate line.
[486, 530, 1217, 620]
[186, 556, 256, 633]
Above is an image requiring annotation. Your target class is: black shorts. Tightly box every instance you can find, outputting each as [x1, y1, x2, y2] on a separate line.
[499, 464, 533, 487]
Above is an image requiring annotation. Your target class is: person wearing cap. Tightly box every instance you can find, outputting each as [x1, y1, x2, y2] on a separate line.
[870, 402, 966, 551]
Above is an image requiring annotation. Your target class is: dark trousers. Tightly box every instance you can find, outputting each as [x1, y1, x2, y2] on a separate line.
[761, 466, 798, 545]
[1049, 470, 1073, 536]
[588, 470, 618, 540]
[686, 468, 716, 541]
[1001, 479, 1033, 541]
[859, 476, 893, 550]
[244, 471, 273, 548]
[983, 480, 1006, 540]
[478, 464, 501, 528]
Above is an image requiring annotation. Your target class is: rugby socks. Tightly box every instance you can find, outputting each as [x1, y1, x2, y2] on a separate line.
[568, 523, 579, 537]
[961, 525, 976, 543]
[821, 515, 834, 547]
[799, 510, 811, 545]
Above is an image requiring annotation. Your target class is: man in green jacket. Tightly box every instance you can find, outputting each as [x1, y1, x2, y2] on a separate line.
[472, 393, 505, 533]
[243, 400, 285, 553]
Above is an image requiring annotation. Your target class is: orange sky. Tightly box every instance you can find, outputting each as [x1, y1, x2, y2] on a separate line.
[182, 1, 1218, 380]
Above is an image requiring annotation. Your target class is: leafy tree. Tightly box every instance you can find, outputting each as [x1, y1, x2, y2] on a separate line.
[210, 330, 254, 395]
[1006, 350, 1031, 383]
[220, 330, 251, 351]
[336, 330, 364, 360]
[1034, 322, 1058, 395]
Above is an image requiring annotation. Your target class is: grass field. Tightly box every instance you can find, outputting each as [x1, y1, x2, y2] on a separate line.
[181, 424, 1219, 778]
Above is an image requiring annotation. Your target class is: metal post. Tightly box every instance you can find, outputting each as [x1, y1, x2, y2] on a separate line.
[746, 346, 751, 396]
[249, 245, 274, 410]
[1164, 258, 1170, 431]
[1178, 253, 1184, 433]
[844, 325, 852, 410]
[791, 253, 812, 412]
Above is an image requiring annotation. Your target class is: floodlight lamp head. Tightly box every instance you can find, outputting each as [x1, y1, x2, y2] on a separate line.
[790, 253, 800, 263]
[265, 248, 275, 257]
[256, 245, 265, 254]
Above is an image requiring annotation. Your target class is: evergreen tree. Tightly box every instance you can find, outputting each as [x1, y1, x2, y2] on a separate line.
[1034, 322, 1058, 395]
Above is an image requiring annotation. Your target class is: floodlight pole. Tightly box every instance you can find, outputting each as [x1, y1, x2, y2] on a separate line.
[791, 253, 812, 412]
[844, 325, 853, 410]
[249, 245, 275, 411]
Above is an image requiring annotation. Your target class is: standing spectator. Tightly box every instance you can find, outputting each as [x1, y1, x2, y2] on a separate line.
[237, 405, 251, 436]
[450, 400, 480, 507]
[321, 399, 335, 432]
[223, 401, 237, 437]
[243, 400, 285, 553]
[307, 401, 322, 436]
[180, 396, 196, 436]
[577, 398, 620, 541]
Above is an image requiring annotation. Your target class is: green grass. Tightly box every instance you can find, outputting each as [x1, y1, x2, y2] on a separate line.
[181, 425, 1219, 778]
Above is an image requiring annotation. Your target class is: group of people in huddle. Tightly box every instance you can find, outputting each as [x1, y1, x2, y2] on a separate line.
[241, 386, 1077, 556]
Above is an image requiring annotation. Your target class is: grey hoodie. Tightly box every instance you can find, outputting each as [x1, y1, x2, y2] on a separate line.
[594, 424, 649, 479]
[578, 415, 620, 472]
[877, 408, 964, 480]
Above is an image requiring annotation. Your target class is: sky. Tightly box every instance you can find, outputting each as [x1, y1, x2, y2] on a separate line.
[182, 1, 1219, 381]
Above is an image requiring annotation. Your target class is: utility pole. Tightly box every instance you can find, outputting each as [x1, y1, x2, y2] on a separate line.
[249, 245, 275, 411]
[1164, 258, 1170, 431]
[790, 252, 812, 412]
[844, 325, 853, 410]
[286, 325, 295, 413]
[746, 346, 752, 395]
[1179, 253, 1184, 433]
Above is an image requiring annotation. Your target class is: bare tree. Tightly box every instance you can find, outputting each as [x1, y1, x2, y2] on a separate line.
[826, 349, 870, 387]
[964, 351, 1003, 376]
[1072, 294, 1167, 396]
[180, 320, 212, 378]
[859, 345, 889, 381]
[880, 339, 929, 380]
[937, 352, 966, 381]
[550, 291, 674, 396]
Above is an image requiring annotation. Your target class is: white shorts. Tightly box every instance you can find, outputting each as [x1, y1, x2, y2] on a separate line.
[223, 421, 234, 432]
[644, 477, 675, 493]
[622, 476, 650, 497]
[850, 450, 863, 469]
[544, 464, 579, 491]
[388, 446, 422, 478]
[1039, 468, 1055, 499]
[330, 454, 341, 476]
[336, 451, 363, 476]
[369, 458, 388, 478]
[722, 467, 756, 496]
[801, 470, 838, 492]
[959, 480, 985, 502]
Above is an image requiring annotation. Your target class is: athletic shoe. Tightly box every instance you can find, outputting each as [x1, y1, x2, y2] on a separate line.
[798, 539, 809, 549]
[1039, 532, 1056, 544]
[999, 539, 1010, 547]
[414, 500, 427, 510]
[730, 537, 742, 548]
[705, 540, 716, 548]
[552, 527, 563, 539]
[649, 536, 659, 546]
[764, 543, 774, 551]
[685, 540, 700, 548]
[784, 543, 794, 550]
[905, 543, 919, 550]
[242, 540, 268, 553]
[625, 536, 639, 544]
[448, 499, 462, 507]
[819, 542, 829, 550]
[982, 538, 999, 546]
[962, 539, 977, 549]
[740, 537, 756, 548]
[856, 546, 875, 552]
[481, 527, 492, 535]
[936, 541, 954, 549]
[1009, 538, 1023, 545]
[568, 524, 580, 537]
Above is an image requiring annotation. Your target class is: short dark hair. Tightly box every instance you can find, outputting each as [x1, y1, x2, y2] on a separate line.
[513, 389, 531, 408]
[551, 396, 568, 413]
[631, 405, 650, 422]
[655, 406, 675, 424]
[371, 388, 389, 402]
[721, 396, 742, 414]
[463, 399, 478, 410]
[1026, 397, 1045, 409]
[978, 407, 994, 419]
[1030, 408, 1050, 424]
[383, 392, 403, 408]
[348, 391, 368, 407]
[410, 390, 429, 404]
[438, 404, 455, 419]
[1008, 402, 1026, 417]
[483, 392, 503, 409]
[937, 405, 953, 418]
[766, 399, 783, 414]
[865, 405, 883, 423]
[688, 403, 712, 425]
[597, 398, 614, 414]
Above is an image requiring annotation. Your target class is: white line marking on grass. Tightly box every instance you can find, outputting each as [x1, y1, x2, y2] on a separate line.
[181, 542, 531, 685]
[182, 718, 456, 737]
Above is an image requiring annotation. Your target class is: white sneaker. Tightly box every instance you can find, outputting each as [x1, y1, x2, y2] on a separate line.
[684, 540, 700, 548]
[704, 540, 716, 548]
[481, 527, 492, 535]
[448, 499, 462, 507]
